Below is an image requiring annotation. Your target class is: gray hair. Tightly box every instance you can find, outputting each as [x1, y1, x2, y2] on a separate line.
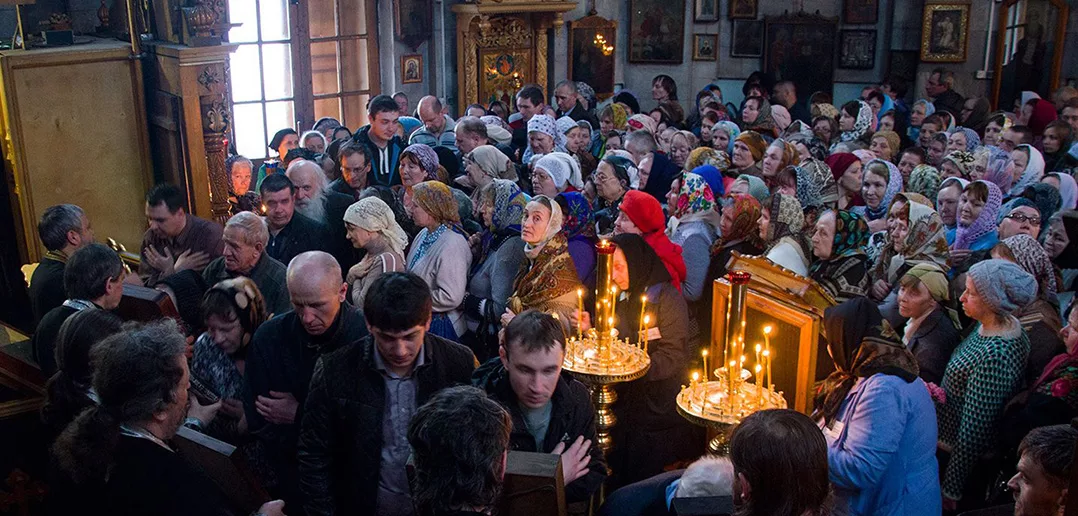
[457, 116, 488, 139]
[301, 130, 327, 149]
[38, 204, 85, 251]
[555, 80, 578, 93]
[286, 158, 328, 191]
[626, 130, 657, 153]
[225, 211, 269, 247]
[675, 456, 734, 498]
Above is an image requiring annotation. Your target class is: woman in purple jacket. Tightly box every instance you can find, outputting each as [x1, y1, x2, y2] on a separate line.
[815, 297, 941, 516]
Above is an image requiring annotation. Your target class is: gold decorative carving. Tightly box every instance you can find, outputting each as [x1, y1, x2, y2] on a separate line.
[475, 16, 532, 48]
[535, 23, 548, 95]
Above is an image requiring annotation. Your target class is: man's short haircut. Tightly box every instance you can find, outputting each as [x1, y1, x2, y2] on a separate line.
[408, 385, 511, 514]
[39, 204, 86, 251]
[555, 80, 578, 93]
[922, 113, 945, 128]
[338, 141, 372, 165]
[367, 94, 400, 117]
[465, 103, 487, 115]
[457, 117, 488, 139]
[1065, 98, 1078, 110]
[1010, 125, 1035, 144]
[675, 456, 735, 498]
[64, 243, 123, 300]
[225, 211, 269, 248]
[393, 91, 408, 100]
[730, 409, 830, 516]
[516, 85, 545, 106]
[626, 130, 657, 153]
[146, 183, 185, 214]
[882, 75, 908, 98]
[502, 309, 566, 358]
[1018, 424, 1078, 486]
[931, 67, 955, 88]
[901, 146, 926, 161]
[259, 172, 295, 196]
[363, 272, 433, 332]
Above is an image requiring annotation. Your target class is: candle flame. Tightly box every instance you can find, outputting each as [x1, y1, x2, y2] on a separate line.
[691, 371, 699, 382]
[577, 288, 583, 297]
[755, 364, 762, 372]
[763, 325, 773, 335]
[763, 349, 770, 357]
[755, 343, 762, 352]
[643, 315, 650, 324]
[641, 294, 647, 303]
[702, 349, 708, 357]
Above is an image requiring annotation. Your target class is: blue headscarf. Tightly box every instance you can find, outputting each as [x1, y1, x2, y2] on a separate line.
[692, 164, 725, 197]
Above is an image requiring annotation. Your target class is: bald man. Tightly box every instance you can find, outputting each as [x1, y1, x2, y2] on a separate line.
[245, 251, 369, 507]
[409, 95, 458, 154]
[286, 159, 359, 272]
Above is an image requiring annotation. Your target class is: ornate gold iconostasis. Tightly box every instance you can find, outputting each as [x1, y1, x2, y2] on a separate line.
[452, 0, 577, 109]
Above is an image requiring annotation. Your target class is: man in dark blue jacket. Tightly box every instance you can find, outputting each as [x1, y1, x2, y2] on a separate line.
[351, 94, 406, 187]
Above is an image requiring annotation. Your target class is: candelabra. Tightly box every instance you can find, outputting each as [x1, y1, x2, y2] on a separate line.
[676, 271, 787, 454]
[563, 239, 651, 456]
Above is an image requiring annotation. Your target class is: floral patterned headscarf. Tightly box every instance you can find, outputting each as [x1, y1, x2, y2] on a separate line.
[871, 194, 950, 284]
[607, 103, 629, 131]
[827, 210, 871, 262]
[557, 191, 594, 241]
[796, 158, 839, 209]
[715, 193, 762, 249]
[686, 147, 732, 172]
[667, 172, 721, 236]
[943, 151, 976, 179]
[207, 277, 268, 345]
[908, 165, 942, 200]
[488, 179, 530, 234]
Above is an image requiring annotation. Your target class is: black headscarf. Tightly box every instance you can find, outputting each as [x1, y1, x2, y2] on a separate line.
[269, 128, 298, 153]
[434, 145, 461, 179]
[1054, 210, 1078, 269]
[611, 233, 671, 329]
[813, 298, 919, 426]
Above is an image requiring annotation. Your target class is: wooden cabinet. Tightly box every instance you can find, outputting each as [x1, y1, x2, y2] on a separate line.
[0, 38, 153, 263]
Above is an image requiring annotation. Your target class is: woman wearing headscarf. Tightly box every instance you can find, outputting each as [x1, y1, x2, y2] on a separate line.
[1027, 98, 1059, 137]
[505, 195, 583, 328]
[627, 113, 659, 136]
[523, 113, 566, 165]
[992, 234, 1065, 385]
[707, 193, 765, 293]
[827, 152, 864, 211]
[951, 181, 1003, 271]
[796, 158, 840, 215]
[727, 174, 770, 203]
[907, 99, 936, 144]
[463, 180, 529, 360]
[908, 164, 942, 201]
[226, 155, 261, 215]
[731, 131, 767, 177]
[762, 193, 811, 276]
[1043, 211, 1078, 292]
[461, 145, 516, 195]
[938, 259, 1036, 510]
[599, 102, 629, 134]
[406, 181, 473, 340]
[869, 193, 950, 301]
[583, 233, 699, 485]
[713, 120, 741, 156]
[813, 114, 840, 148]
[815, 298, 940, 516]
[868, 130, 901, 162]
[1044, 172, 1078, 211]
[684, 147, 732, 177]
[947, 127, 981, 154]
[616, 190, 687, 291]
[399, 143, 446, 188]
[343, 197, 408, 308]
[190, 277, 268, 442]
[667, 130, 696, 171]
[531, 152, 583, 197]
[761, 138, 798, 185]
[960, 97, 992, 133]
[897, 263, 962, 384]
[739, 96, 778, 138]
[852, 159, 903, 234]
[555, 192, 596, 284]
[1008, 144, 1046, 198]
[940, 151, 976, 180]
[836, 100, 875, 147]
[787, 133, 829, 163]
[593, 155, 636, 236]
[809, 210, 871, 302]
[666, 170, 721, 304]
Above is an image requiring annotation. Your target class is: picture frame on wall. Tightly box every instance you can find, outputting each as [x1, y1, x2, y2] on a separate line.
[764, 14, 837, 110]
[843, 0, 878, 25]
[401, 54, 423, 84]
[887, 50, 919, 84]
[629, 0, 687, 63]
[838, 30, 876, 69]
[730, 20, 764, 58]
[729, 0, 758, 19]
[568, 15, 618, 98]
[394, 0, 432, 51]
[693, 34, 719, 61]
[920, 0, 970, 63]
[695, 0, 719, 22]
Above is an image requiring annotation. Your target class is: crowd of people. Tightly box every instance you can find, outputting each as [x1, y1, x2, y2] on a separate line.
[24, 68, 1078, 516]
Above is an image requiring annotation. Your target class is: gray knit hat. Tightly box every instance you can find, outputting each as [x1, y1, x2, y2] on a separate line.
[967, 259, 1037, 314]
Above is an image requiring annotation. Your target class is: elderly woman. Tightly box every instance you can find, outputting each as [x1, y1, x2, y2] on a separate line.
[406, 181, 473, 340]
[41, 310, 123, 440]
[897, 263, 962, 384]
[666, 170, 721, 305]
[908, 164, 942, 201]
[505, 195, 582, 327]
[938, 259, 1036, 510]
[852, 159, 903, 234]
[461, 145, 516, 193]
[301, 130, 327, 154]
[566, 120, 598, 178]
[951, 180, 1003, 264]
[795, 159, 840, 223]
[816, 298, 940, 516]
[731, 131, 767, 177]
[940, 151, 975, 180]
[464, 180, 529, 359]
[907, 99, 935, 143]
[226, 155, 261, 214]
[991, 235, 1065, 385]
[1009, 144, 1047, 198]
[713, 121, 741, 156]
[926, 133, 950, 168]
[523, 114, 564, 165]
[668, 130, 696, 171]
[343, 197, 408, 307]
[869, 194, 950, 299]
[813, 115, 839, 148]
[761, 193, 811, 276]
[868, 130, 901, 163]
[190, 277, 267, 442]
[739, 96, 778, 138]
[937, 177, 969, 238]
[532, 152, 583, 197]
[761, 139, 798, 184]
[1043, 172, 1078, 211]
[593, 155, 636, 236]
[616, 190, 687, 291]
[809, 210, 871, 302]
[727, 173, 770, 204]
[836, 100, 874, 146]
[556, 192, 596, 284]
[948, 128, 981, 154]
[400, 143, 445, 189]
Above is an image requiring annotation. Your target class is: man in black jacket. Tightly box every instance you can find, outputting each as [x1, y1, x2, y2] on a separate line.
[298, 272, 477, 516]
[473, 310, 606, 505]
[29, 203, 95, 324]
[259, 173, 332, 267]
[351, 94, 406, 187]
[244, 251, 367, 507]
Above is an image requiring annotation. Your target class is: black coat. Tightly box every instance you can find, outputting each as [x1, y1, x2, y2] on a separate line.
[29, 256, 66, 325]
[266, 212, 332, 267]
[323, 190, 362, 273]
[472, 358, 607, 502]
[297, 333, 477, 516]
[351, 126, 405, 187]
[905, 306, 961, 385]
[32, 305, 78, 377]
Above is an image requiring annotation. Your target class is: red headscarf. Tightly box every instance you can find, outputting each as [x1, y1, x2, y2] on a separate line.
[619, 190, 687, 291]
[825, 153, 860, 182]
[1028, 99, 1058, 136]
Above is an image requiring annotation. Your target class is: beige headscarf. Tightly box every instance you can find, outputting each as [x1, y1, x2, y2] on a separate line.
[468, 145, 517, 181]
[343, 197, 408, 256]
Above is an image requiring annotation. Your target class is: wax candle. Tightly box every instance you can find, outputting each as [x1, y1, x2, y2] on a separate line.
[754, 344, 762, 387]
[638, 295, 648, 342]
[755, 364, 764, 406]
[763, 349, 772, 390]
[641, 314, 651, 349]
[702, 349, 709, 381]
[576, 289, 584, 340]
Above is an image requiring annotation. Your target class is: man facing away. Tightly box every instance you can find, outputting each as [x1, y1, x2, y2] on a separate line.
[298, 271, 477, 516]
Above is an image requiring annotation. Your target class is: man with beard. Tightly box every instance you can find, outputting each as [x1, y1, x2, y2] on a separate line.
[287, 159, 358, 271]
[48, 319, 286, 515]
[260, 174, 332, 267]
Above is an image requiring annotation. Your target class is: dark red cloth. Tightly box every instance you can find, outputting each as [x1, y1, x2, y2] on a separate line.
[1028, 99, 1058, 136]
[618, 190, 686, 291]
[825, 153, 860, 181]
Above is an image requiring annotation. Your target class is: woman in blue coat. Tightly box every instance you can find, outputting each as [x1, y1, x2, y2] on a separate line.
[814, 297, 941, 516]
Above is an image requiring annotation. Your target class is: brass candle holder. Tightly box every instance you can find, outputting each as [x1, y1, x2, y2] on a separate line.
[676, 271, 787, 454]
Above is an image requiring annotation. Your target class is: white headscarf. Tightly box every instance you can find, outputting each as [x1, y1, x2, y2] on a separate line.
[534, 152, 584, 190]
[342, 197, 408, 256]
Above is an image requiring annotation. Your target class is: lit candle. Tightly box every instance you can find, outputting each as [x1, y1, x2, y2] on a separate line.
[728, 359, 737, 408]
[754, 344, 762, 387]
[691, 371, 700, 400]
[755, 364, 764, 406]
[642, 314, 651, 349]
[702, 349, 709, 381]
[763, 348, 772, 390]
[638, 295, 648, 344]
[576, 289, 584, 340]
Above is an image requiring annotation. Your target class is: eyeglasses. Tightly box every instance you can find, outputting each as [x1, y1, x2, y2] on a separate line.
[1005, 213, 1041, 225]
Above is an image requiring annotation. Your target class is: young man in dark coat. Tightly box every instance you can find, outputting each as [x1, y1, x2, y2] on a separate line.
[473, 309, 607, 505]
[297, 271, 477, 516]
